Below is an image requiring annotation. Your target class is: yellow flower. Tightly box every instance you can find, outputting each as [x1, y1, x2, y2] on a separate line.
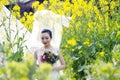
[65, 45, 68, 48]
[20, 17, 25, 23]
[12, 5, 20, 11]
[101, 65, 107, 72]
[99, 51, 105, 56]
[11, 5, 20, 18]
[111, 1, 117, 10]
[72, 49, 75, 52]
[76, 22, 81, 29]
[67, 38, 77, 46]
[58, 9, 64, 15]
[23, 53, 34, 64]
[98, 43, 102, 47]
[106, 26, 109, 31]
[43, 1, 48, 5]
[117, 31, 120, 36]
[11, 10, 20, 18]
[117, 25, 120, 29]
[83, 41, 90, 46]
[38, 4, 44, 11]
[92, 71, 96, 75]
[24, 12, 28, 16]
[19, 78, 29, 80]
[0, 0, 10, 5]
[71, 14, 76, 20]
[88, 22, 93, 29]
[70, 78, 76, 80]
[32, 1, 39, 9]
[40, 63, 52, 71]
[107, 62, 113, 68]
[29, 12, 33, 15]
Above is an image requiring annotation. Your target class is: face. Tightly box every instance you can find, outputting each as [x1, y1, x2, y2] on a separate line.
[41, 32, 51, 46]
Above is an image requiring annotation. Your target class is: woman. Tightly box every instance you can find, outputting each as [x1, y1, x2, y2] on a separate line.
[34, 29, 66, 80]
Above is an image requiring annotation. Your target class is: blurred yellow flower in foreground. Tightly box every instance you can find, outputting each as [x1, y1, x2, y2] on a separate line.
[99, 51, 105, 56]
[70, 78, 76, 80]
[107, 62, 113, 68]
[40, 63, 52, 71]
[92, 71, 96, 75]
[67, 38, 77, 46]
[101, 62, 113, 72]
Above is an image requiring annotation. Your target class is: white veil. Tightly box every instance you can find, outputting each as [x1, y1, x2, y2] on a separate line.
[28, 10, 71, 53]
[0, 5, 31, 53]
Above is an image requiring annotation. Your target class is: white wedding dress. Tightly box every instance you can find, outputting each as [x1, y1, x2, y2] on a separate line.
[35, 47, 61, 80]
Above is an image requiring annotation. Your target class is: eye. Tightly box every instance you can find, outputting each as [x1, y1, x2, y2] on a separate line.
[41, 37, 44, 40]
[45, 37, 48, 39]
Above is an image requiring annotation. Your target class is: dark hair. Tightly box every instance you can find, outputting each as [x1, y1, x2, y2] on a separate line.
[41, 29, 52, 38]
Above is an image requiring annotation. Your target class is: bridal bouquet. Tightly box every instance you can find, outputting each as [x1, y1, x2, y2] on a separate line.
[40, 50, 59, 64]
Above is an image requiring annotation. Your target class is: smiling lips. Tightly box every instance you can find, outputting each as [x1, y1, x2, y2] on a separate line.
[43, 42, 47, 44]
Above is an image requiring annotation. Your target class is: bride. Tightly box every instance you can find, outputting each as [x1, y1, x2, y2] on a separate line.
[28, 10, 70, 80]
[34, 29, 66, 80]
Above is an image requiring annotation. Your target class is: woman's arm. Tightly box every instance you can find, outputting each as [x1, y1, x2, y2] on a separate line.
[34, 51, 37, 60]
[52, 50, 66, 71]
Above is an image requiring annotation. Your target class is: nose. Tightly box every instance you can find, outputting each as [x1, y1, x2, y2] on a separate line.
[43, 39, 47, 43]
